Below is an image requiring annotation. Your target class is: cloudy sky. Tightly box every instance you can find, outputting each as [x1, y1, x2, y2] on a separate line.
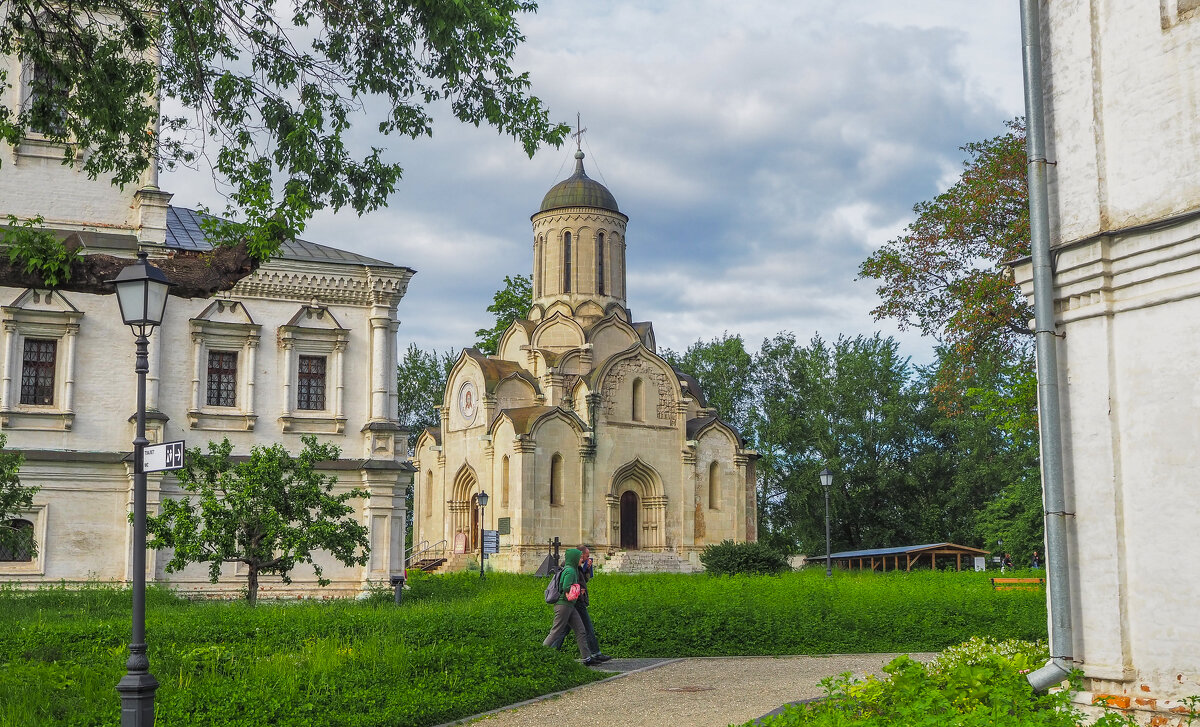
[163, 1, 1025, 363]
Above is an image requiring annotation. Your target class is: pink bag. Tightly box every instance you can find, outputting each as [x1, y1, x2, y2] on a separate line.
[566, 583, 581, 602]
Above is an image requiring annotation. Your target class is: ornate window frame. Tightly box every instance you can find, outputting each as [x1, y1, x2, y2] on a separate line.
[0, 290, 82, 431]
[277, 305, 348, 434]
[188, 300, 260, 431]
[0, 504, 48, 575]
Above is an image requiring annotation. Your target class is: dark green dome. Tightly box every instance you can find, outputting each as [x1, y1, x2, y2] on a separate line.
[539, 151, 619, 213]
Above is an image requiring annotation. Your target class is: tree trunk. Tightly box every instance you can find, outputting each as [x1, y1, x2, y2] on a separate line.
[0, 242, 258, 299]
[246, 564, 259, 606]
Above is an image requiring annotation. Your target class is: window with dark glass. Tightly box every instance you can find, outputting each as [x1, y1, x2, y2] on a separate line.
[563, 231, 572, 293]
[550, 454, 563, 505]
[0, 519, 35, 562]
[20, 338, 56, 405]
[28, 59, 70, 135]
[297, 355, 327, 410]
[206, 351, 238, 407]
[597, 232, 606, 295]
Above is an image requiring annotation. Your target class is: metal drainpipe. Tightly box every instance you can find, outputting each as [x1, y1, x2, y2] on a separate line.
[1020, 0, 1075, 693]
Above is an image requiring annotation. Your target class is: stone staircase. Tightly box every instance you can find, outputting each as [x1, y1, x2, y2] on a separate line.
[599, 550, 702, 574]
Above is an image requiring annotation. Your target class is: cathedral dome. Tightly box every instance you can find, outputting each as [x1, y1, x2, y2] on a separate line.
[539, 151, 619, 213]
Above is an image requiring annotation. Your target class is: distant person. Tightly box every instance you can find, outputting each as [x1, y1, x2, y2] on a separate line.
[1003, 552, 1014, 569]
[543, 547, 597, 665]
[550, 545, 610, 663]
[1031, 550, 1041, 569]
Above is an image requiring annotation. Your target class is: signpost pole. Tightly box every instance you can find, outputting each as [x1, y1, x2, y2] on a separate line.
[116, 333, 157, 725]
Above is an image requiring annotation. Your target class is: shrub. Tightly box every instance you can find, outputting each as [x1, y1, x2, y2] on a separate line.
[700, 539, 789, 575]
[744, 638, 1153, 727]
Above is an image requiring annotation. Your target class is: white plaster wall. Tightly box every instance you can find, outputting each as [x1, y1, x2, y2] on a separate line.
[0, 53, 153, 235]
[0, 287, 379, 454]
[1035, 1, 1200, 709]
[1110, 300, 1200, 690]
[1045, 0, 1200, 245]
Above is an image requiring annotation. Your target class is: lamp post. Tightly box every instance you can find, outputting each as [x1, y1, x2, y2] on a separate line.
[477, 490, 489, 579]
[820, 467, 833, 577]
[109, 251, 171, 727]
[998, 538, 1005, 573]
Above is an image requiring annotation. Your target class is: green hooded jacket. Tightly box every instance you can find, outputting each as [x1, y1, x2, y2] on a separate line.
[557, 548, 582, 605]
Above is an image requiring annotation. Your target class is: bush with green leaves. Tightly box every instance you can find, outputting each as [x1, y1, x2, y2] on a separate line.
[700, 539, 790, 575]
[743, 636, 1184, 727]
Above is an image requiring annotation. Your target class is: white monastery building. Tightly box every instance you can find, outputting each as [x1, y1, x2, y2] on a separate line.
[412, 150, 757, 573]
[1012, 1, 1200, 720]
[0, 53, 414, 596]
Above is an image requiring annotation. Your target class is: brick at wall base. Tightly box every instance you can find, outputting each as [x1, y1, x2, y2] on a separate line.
[1076, 691, 1198, 727]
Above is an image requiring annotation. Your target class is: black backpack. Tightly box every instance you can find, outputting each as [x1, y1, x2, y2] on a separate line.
[544, 566, 563, 604]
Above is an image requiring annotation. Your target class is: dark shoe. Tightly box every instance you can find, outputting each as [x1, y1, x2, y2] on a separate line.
[594, 653, 612, 663]
[582, 656, 598, 666]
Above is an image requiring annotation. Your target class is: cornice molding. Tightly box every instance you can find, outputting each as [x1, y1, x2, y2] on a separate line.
[231, 260, 413, 307]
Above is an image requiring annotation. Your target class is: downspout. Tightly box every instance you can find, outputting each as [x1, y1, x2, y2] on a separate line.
[1020, 0, 1075, 693]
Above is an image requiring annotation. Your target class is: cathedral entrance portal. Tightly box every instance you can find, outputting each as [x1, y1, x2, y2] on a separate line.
[620, 491, 639, 549]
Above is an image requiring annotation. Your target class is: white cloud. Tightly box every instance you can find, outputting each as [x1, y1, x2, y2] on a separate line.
[160, 1, 1024, 363]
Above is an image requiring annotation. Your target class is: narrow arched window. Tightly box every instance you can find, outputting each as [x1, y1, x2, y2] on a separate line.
[534, 236, 543, 298]
[423, 470, 433, 518]
[550, 454, 563, 505]
[597, 232, 606, 295]
[618, 238, 626, 298]
[501, 455, 510, 508]
[708, 462, 720, 510]
[0, 519, 34, 561]
[632, 378, 645, 422]
[563, 232, 573, 293]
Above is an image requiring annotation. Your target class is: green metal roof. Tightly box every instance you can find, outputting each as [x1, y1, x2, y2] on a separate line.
[539, 151, 619, 214]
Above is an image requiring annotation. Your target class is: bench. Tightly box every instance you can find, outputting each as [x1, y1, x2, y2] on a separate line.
[991, 577, 1045, 591]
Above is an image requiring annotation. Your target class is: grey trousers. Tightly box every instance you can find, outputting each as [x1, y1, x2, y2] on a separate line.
[550, 600, 600, 656]
[543, 602, 591, 658]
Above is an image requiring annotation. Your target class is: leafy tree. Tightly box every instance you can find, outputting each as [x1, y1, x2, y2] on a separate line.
[857, 119, 1043, 562]
[661, 333, 754, 432]
[965, 353, 1043, 563]
[0, 1, 568, 287]
[145, 435, 369, 605]
[396, 343, 457, 439]
[474, 274, 531, 355]
[859, 119, 1031, 364]
[0, 433, 38, 560]
[751, 333, 929, 554]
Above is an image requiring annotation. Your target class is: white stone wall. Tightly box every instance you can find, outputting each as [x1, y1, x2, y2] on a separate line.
[1043, 0, 1200, 246]
[1012, 1, 1200, 716]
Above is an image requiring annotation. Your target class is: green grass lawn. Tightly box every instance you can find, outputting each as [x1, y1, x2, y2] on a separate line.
[0, 569, 1047, 727]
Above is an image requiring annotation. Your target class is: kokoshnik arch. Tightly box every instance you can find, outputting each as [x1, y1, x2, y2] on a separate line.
[412, 148, 758, 572]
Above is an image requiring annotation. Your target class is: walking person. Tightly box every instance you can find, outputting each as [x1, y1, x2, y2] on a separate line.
[1030, 550, 1041, 569]
[550, 545, 610, 663]
[543, 548, 599, 665]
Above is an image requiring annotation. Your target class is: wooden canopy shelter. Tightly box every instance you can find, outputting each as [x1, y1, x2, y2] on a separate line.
[825, 543, 990, 572]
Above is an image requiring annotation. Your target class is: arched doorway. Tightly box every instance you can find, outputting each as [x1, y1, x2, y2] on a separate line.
[620, 491, 639, 549]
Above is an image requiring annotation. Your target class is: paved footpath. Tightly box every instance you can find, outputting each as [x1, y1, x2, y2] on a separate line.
[442, 653, 934, 727]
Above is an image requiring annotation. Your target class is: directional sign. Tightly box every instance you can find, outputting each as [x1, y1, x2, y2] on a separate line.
[482, 529, 500, 555]
[143, 440, 185, 473]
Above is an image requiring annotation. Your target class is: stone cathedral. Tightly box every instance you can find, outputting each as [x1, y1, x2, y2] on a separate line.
[412, 149, 757, 572]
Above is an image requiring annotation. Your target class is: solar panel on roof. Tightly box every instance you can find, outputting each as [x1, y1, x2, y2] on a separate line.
[162, 206, 398, 267]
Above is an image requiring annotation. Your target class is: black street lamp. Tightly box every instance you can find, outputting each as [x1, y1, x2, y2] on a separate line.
[109, 251, 171, 727]
[477, 490, 489, 579]
[820, 467, 834, 577]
